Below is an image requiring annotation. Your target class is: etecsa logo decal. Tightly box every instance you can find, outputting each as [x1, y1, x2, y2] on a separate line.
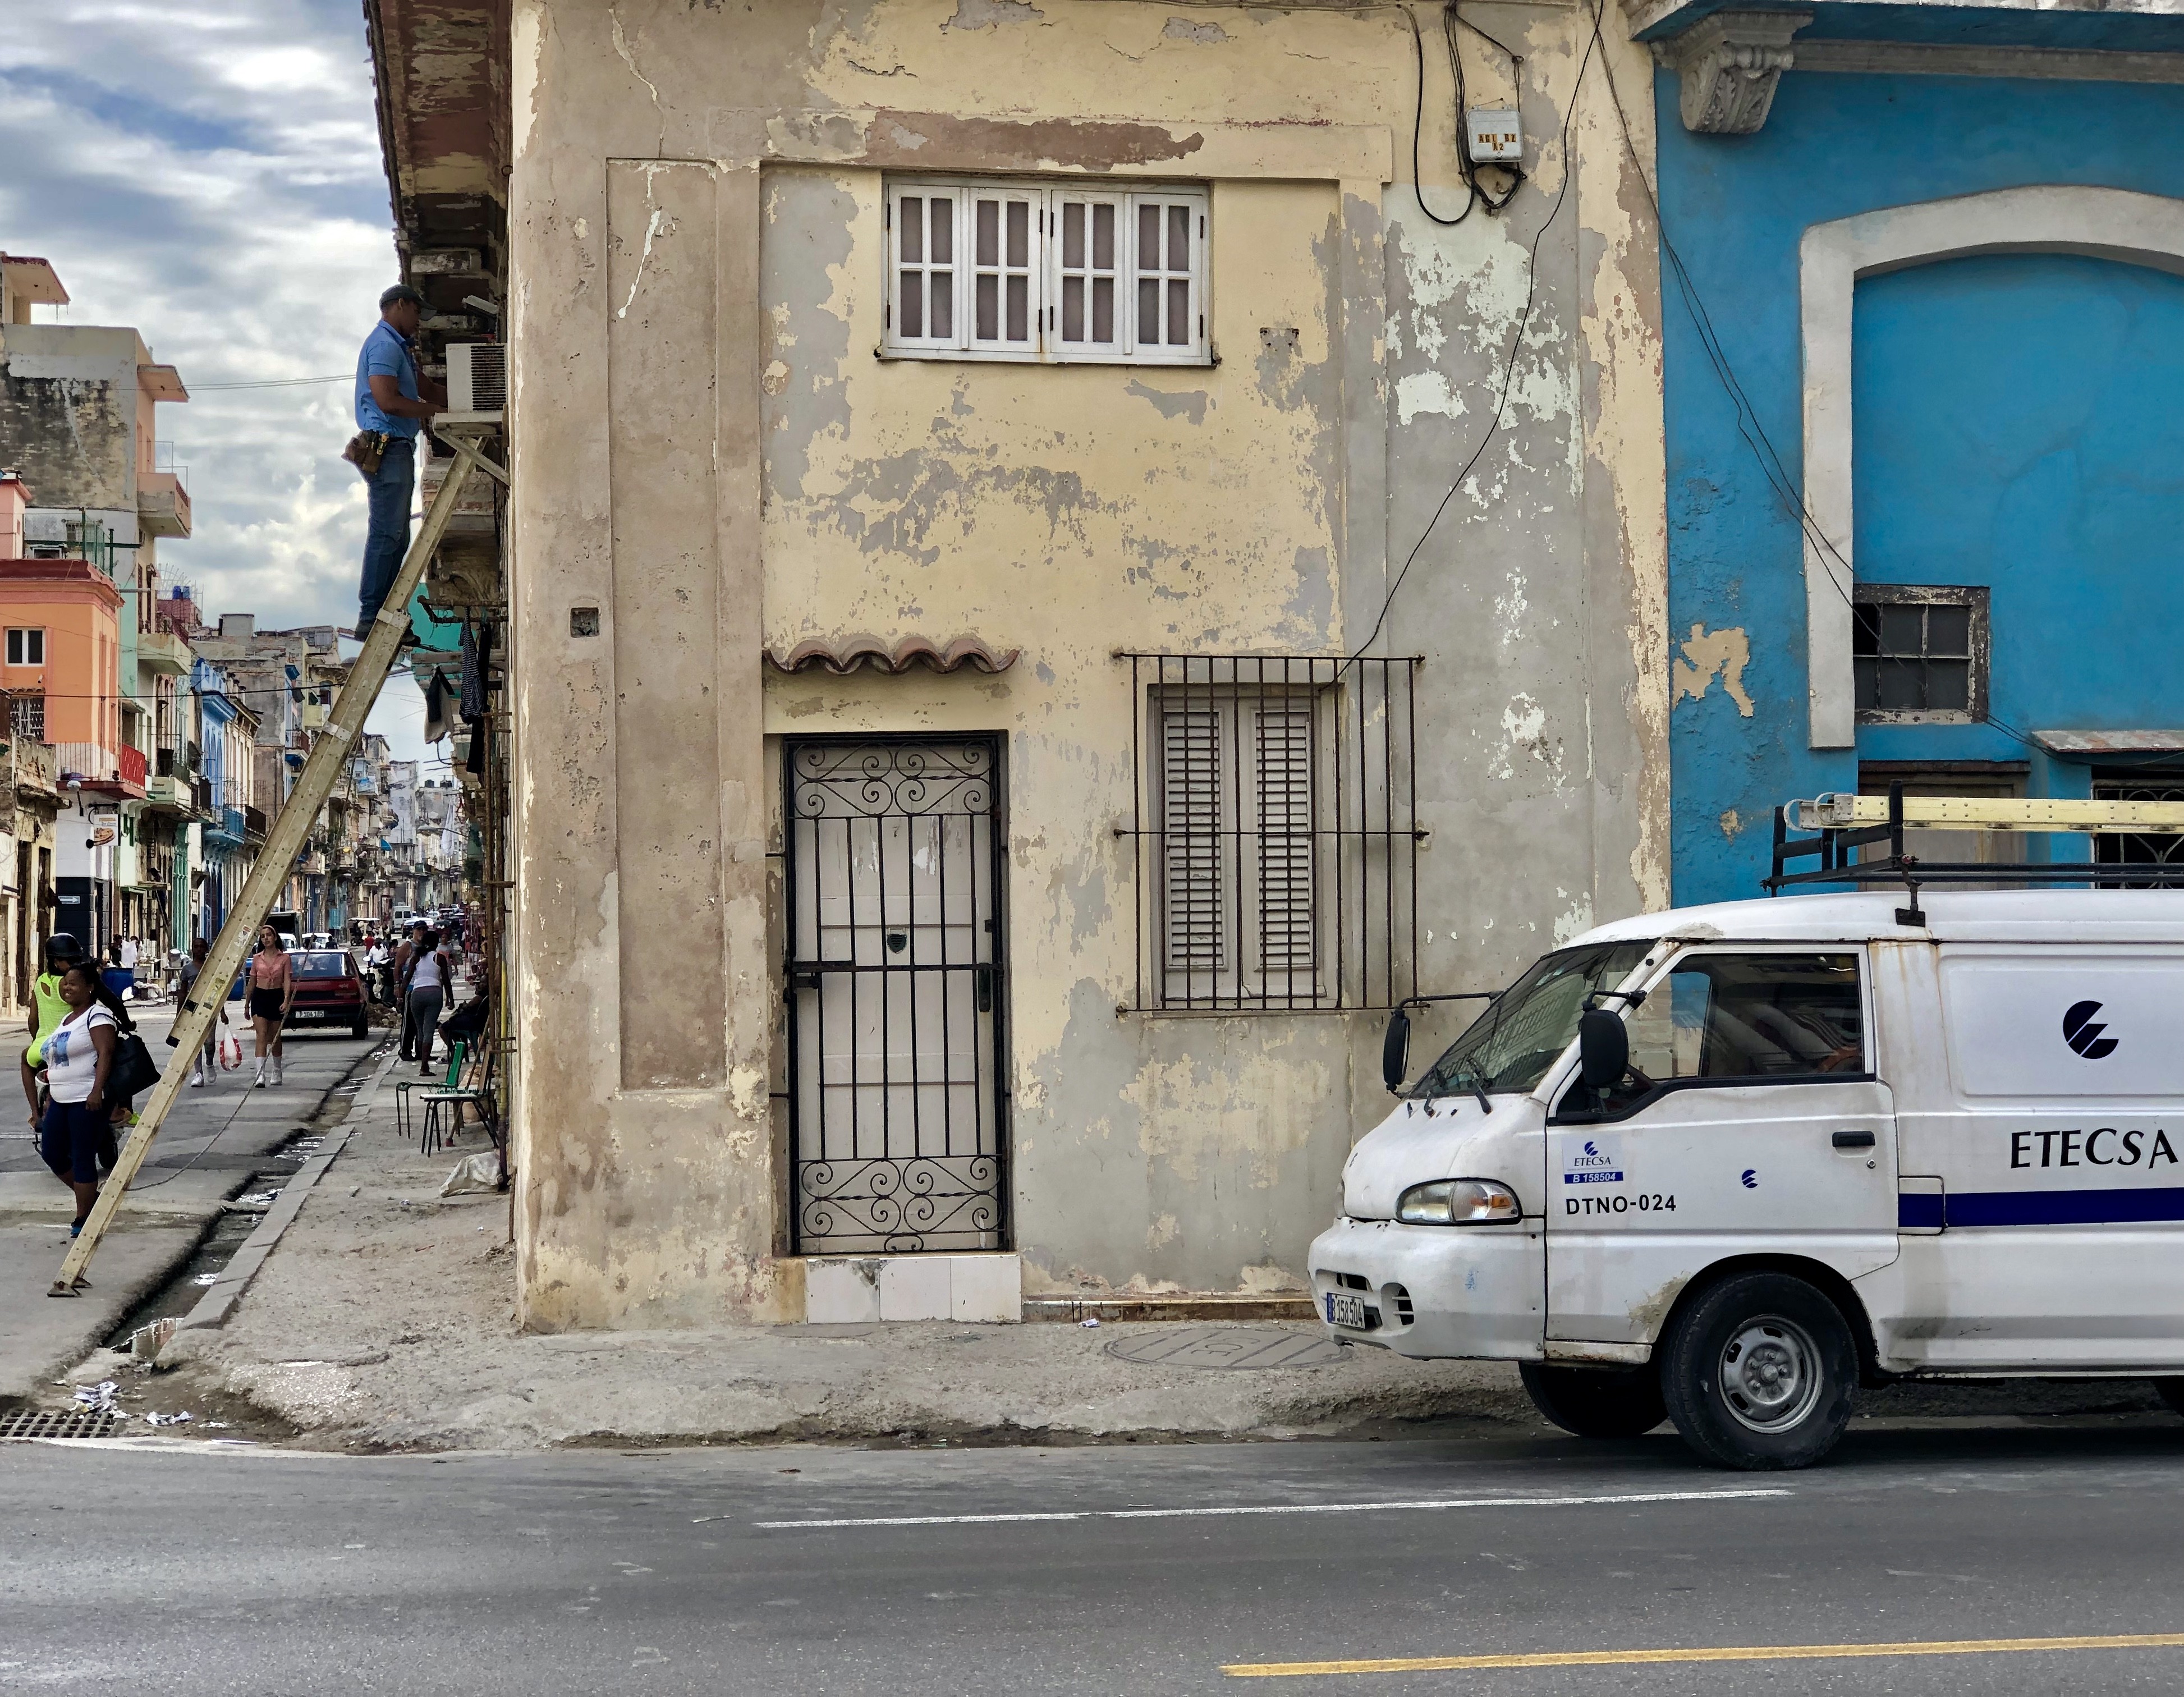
[1563, 1137, 1624, 1185]
[2063, 1000, 2118, 1061]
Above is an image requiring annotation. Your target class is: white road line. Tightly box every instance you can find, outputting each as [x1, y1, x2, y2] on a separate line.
[751, 1488, 1791, 1530]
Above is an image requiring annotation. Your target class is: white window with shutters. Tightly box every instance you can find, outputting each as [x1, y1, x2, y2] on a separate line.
[1151, 689, 1324, 1006]
[883, 177, 1209, 365]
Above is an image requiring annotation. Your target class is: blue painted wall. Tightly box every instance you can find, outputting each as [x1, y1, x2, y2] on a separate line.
[1660, 70, 2184, 905]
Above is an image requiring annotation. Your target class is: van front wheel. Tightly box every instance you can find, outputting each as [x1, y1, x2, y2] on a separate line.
[1520, 1362, 1667, 1439]
[1659, 1273, 1856, 1470]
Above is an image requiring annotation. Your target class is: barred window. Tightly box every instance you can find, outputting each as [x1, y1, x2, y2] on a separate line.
[1127, 655, 1419, 1012]
[11, 695, 45, 742]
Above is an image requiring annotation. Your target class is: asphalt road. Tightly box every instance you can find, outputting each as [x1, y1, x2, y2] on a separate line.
[10, 1423, 2184, 1694]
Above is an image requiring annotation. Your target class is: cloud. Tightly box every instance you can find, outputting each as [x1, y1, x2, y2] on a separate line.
[0, 0, 444, 768]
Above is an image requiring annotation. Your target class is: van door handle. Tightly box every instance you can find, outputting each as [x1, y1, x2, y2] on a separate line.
[1832, 1130, 1876, 1149]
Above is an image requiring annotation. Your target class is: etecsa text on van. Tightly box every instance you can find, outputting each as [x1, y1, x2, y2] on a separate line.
[1310, 883, 2184, 1470]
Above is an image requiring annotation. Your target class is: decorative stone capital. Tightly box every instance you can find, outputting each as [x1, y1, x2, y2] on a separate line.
[1656, 12, 1813, 135]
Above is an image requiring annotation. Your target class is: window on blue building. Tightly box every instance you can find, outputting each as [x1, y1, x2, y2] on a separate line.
[1851, 584, 1987, 724]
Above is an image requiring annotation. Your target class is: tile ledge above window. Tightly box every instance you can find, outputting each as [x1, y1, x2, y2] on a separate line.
[873, 346, 1218, 368]
[766, 634, 1020, 676]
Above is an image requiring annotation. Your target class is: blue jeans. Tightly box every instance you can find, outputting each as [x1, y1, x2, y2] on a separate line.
[358, 435, 416, 629]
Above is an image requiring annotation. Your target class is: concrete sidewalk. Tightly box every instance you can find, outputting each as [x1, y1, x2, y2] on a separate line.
[0, 998, 386, 1407]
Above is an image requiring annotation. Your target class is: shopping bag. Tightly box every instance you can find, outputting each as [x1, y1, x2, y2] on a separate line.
[218, 1033, 244, 1071]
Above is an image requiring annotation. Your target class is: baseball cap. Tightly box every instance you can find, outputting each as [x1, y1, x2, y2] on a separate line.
[379, 283, 428, 310]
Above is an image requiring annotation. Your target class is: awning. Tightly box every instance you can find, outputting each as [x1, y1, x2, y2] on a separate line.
[2032, 730, 2184, 758]
[767, 635, 1020, 676]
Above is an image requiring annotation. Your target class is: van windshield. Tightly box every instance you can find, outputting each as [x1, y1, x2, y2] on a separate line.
[1412, 941, 1654, 1099]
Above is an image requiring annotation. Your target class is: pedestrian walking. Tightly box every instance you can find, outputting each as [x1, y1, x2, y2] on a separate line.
[404, 928, 452, 1077]
[393, 920, 425, 1058]
[348, 283, 444, 640]
[176, 938, 231, 1088]
[246, 924, 295, 1088]
[36, 961, 123, 1240]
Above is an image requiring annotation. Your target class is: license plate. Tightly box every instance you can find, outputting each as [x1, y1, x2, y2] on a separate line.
[1324, 1291, 1370, 1330]
[290, 1010, 325, 1021]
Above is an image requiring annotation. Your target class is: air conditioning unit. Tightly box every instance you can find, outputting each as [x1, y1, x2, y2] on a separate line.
[445, 342, 506, 416]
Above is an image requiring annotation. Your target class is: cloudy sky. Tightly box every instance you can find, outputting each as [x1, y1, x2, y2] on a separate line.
[0, 0, 440, 770]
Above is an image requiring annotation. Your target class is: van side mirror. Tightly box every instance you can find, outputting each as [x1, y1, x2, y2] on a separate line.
[1578, 1008, 1628, 1090]
[1382, 1008, 1411, 1095]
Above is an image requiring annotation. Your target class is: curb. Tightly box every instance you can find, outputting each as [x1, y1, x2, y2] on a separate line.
[176, 1051, 401, 1333]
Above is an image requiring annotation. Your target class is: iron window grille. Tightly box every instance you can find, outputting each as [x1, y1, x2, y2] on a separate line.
[1851, 584, 1988, 724]
[2094, 771, 2184, 885]
[10, 695, 45, 742]
[1122, 654, 1420, 1013]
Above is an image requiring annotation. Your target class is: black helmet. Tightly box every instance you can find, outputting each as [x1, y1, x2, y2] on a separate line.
[44, 932, 83, 964]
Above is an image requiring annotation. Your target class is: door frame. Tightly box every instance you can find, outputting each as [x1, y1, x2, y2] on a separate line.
[781, 732, 1011, 1255]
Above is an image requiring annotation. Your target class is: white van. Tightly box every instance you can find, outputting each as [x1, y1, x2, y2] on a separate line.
[1310, 888, 2184, 1470]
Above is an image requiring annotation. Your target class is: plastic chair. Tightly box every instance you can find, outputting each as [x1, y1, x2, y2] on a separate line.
[419, 1042, 490, 1156]
[397, 1038, 464, 1143]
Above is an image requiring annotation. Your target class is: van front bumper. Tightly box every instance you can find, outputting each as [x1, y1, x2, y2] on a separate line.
[1307, 1216, 1544, 1361]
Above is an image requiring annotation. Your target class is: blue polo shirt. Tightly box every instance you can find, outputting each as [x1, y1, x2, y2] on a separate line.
[355, 320, 421, 439]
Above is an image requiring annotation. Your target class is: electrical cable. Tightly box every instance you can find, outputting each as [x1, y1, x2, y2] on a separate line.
[1349, 0, 1604, 662]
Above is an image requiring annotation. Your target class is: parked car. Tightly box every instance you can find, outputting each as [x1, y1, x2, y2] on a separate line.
[283, 949, 370, 1039]
[1314, 887, 2184, 1471]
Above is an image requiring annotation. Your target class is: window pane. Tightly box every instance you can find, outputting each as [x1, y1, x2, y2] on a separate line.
[900, 269, 923, 338]
[1853, 656, 1878, 709]
[901, 198, 923, 265]
[1878, 604, 1923, 656]
[1006, 274, 1027, 342]
[1926, 659, 1971, 712]
[931, 271, 952, 338]
[976, 273, 997, 342]
[1007, 200, 1028, 268]
[1694, 953, 1863, 1076]
[1168, 203, 1190, 269]
[1063, 275, 1084, 342]
[975, 199, 998, 267]
[1093, 203, 1114, 269]
[929, 199, 952, 263]
[1139, 203, 1160, 272]
[1851, 604, 1881, 657]
[1063, 202, 1084, 269]
[1927, 604, 1971, 656]
[1094, 276, 1114, 342]
[1168, 277, 1189, 345]
[1139, 277, 1159, 341]
[1876, 658, 1923, 712]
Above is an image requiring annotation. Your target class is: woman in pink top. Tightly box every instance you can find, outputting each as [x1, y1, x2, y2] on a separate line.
[247, 924, 295, 1088]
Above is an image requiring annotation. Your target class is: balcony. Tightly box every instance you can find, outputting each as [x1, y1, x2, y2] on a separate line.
[137, 627, 192, 677]
[204, 804, 246, 850]
[53, 741, 146, 800]
[138, 471, 191, 539]
[6, 740, 58, 802]
[244, 804, 267, 844]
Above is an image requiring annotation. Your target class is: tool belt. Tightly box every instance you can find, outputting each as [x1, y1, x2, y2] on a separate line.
[342, 429, 392, 478]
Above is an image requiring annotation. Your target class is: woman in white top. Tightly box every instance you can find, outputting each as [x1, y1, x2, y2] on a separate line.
[403, 928, 452, 1076]
[38, 961, 121, 1236]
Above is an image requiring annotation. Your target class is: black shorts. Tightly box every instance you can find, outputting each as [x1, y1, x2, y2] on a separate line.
[40, 1099, 104, 1184]
[249, 989, 286, 1021]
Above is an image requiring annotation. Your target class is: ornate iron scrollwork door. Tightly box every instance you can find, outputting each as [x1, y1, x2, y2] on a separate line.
[785, 737, 1007, 1253]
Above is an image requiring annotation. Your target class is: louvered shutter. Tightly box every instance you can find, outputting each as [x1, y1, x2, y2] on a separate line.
[1052, 192, 1125, 356]
[967, 189, 1040, 353]
[1160, 707, 1224, 972]
[1254, 704, 1315, 980]
[1128, 191, 1206, 360]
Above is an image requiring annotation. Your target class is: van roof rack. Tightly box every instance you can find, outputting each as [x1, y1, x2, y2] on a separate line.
[1766, 783, 2184, 926]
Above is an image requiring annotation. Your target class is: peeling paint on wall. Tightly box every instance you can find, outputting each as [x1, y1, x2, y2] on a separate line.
[1673, 623, 1755, 717]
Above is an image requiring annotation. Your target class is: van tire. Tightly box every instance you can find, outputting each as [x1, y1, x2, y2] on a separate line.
[1659, 1272, 1856, 1470]
[1520, 1362, 1667, 1439]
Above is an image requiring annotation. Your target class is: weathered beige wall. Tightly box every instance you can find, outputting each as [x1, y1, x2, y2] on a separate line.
[508, 0, 1667, 1322]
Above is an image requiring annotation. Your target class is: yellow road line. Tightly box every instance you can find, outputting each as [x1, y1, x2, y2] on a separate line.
[1222, 1632, 2184, 1677]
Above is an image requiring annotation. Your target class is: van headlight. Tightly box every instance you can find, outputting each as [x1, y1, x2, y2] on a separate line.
[1397, 1179, 1521, 1225]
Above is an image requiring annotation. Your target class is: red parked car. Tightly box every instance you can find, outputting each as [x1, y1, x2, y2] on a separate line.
[284, 950, 370, 1039]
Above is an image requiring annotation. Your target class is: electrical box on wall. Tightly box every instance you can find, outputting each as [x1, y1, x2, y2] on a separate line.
[1467, 108, 1522, 164]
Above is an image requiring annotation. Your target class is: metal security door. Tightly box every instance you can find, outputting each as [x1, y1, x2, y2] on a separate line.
[786, 737, 1006, 1253]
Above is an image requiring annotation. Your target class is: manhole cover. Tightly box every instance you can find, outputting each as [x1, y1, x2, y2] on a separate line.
[0, 1409, 121, 1440]
[1103, 1326, 1348, 1370]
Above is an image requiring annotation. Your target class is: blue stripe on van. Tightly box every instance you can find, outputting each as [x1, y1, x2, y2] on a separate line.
[1943, 1187, 2184, 1228]
[1897, 1191, 1944, 1230]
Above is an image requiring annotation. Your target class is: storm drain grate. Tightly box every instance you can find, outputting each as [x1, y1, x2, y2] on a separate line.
[0, 1409, 122, 1440]
[1103, 1326, 1351, 1370]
